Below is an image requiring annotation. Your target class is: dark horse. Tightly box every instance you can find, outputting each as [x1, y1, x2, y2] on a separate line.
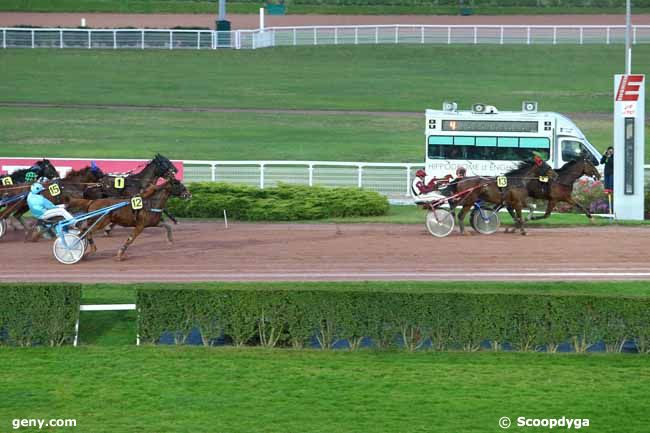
[8, 159, 59, 184]
[449, 159, 558, 236]
[527, 159, 601, 221]
[68, 178, 191, 261]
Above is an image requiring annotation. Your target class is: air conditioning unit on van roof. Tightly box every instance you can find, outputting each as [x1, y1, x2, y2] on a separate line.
[472, 103, 498, 114]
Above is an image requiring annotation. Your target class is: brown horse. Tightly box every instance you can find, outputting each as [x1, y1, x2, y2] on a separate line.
[449, 159, 558, 235]
[527, 159, 601, 221]
[68, 178, 191, 261]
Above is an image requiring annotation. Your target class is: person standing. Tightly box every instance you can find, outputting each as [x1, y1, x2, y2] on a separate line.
[600, 147, 614, 192]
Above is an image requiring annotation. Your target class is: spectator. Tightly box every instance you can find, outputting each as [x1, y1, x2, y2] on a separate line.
[600, 146, 614, 192]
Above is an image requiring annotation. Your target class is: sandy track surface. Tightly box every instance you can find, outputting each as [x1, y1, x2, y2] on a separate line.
[2, 13, 649, 30]
[1, 222, 649, 282]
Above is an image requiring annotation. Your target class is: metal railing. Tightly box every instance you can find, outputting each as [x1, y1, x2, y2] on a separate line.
[2, 25, 650, 50]
[184, 160, 650, 198]
[0, 28, 234, 49]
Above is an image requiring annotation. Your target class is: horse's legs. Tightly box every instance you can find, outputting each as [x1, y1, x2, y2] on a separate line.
[504, 205, 519, 233]
[565, 197, 594, 222]
[86, 232, 97, 255]
[104, 222, 115, 237]
[457, 203, 473, 235]
[514, 205, 527, 235]
[116, 225, 145, 261]
[530, 200, 556, 221]
[160, 222, 174, 244]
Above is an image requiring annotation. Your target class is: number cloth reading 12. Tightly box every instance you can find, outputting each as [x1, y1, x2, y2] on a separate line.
[131, 197, 143, 210]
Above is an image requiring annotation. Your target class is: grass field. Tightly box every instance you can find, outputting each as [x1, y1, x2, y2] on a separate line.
[0, 0, 643, 15]
[1, 46, 649, 162]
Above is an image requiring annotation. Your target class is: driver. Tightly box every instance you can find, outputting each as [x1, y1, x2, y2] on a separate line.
[27, 182, 74, 222]
[412, 169, 451, 202]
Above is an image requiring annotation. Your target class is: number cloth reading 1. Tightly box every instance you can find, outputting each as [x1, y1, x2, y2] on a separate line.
[131, 197, 143, 210]
[496, 176, 508, 188]
[538, 176, 549, 183]
[48, 184, 61, 196]
[114, 177, 125, 189]
[1, 177, 12, 186]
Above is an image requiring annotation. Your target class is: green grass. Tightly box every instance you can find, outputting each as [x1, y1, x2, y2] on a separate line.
[2, 46, 648, 114]
[1, 347, 648, 433]
[0, 0, 644, 15]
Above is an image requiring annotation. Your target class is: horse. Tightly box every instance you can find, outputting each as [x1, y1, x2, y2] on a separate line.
[448, 159, 558, 236]
[68, 178, 191, 261]
[8, 159, 59, 184]
[526, 159, 601, 221]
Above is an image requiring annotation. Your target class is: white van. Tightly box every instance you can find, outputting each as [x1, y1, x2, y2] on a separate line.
[424, 102, 602, 178]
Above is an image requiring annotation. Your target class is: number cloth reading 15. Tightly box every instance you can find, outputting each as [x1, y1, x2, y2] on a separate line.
[1, 177, 12, 186]
[496, 176, 508, 188]
[114, 177, 125, 189]
[48, 184, 61, 196]
[131, 197, 143, 210]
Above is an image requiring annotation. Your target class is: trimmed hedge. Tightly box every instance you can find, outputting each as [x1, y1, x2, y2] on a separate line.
[0, 283, 82, 346]
[166, 182, 389, 221]
[137, 287, 650, 353]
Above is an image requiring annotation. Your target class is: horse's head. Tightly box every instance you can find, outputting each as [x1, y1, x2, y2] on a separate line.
[66, 165, 105, 182]
[151, 154, 178, 179]
[167, 178, 191, 200]
[35, 159, 59, 180]
[580, 158, 601, 180]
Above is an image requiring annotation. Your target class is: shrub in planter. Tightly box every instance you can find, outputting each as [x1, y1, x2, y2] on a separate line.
[556, 177, 609, 214]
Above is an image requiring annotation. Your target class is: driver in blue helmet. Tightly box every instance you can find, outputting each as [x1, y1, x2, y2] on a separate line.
[27, 182, 74, 222]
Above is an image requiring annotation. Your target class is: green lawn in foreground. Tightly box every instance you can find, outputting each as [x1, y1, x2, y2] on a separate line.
[2, 46, 648, 113]
[1, 107, 647, 161]
[0, 0, 641, 15]
[1, 347, 648, 433]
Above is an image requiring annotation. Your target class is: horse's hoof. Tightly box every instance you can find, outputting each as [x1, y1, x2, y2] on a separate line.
[88, 245, 97, 255]
[520, 231, 527, 236]
[115, 255, 126, 262]
[104, 232, 112, 237]
[588, 218, 596, 224]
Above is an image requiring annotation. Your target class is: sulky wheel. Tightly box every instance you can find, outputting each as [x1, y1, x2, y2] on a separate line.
[471, 208, 500, 235]
[0, 218, 6, 240]
[425, 208, 455, 238]
[53, 233, 86, 265]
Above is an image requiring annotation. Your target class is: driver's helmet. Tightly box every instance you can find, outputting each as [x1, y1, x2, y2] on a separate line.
[415, 169, 427, 179]
[30, 182, 45, 194]
[455, 166, 467, 177]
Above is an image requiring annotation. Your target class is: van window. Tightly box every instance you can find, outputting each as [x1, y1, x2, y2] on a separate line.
[427, 135, 550, 161]
[561, 140, 587, 162]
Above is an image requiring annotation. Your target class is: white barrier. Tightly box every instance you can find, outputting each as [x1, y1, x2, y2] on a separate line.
[74, 304, 137, 346]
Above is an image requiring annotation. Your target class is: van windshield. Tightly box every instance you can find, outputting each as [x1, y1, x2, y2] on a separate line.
[427, 135, 550, 161]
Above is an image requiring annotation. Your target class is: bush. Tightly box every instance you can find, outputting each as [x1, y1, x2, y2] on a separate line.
[137, 287, 650, 353]
[0, 283, 81, 346]
[556, 177, 610, 214]
[167, 182, 389, 221]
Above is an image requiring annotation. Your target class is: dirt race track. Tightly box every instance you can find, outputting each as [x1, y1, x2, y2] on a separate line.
[1, 222, 649, 282]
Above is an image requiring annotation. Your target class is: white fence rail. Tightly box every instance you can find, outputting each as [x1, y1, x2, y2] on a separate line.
[184, 160, 650, 198]
[2, 25, 650, 50]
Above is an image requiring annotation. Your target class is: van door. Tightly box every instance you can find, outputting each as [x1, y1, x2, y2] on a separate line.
[559, 138, 600, 166]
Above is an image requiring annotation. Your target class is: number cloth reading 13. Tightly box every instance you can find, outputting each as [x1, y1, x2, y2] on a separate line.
[496, 176, 508, 188]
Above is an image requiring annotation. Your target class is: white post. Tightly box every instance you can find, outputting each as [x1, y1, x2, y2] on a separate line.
[334, 27, 338, 45]
[308, 164, 314, 186]
[2, 29, 5, 49]
[421, 26, 424, 44]
[259, 7, 265, 31]
[169, 31, 173, 50]
[73, 318, 80, 347]
[395, 26, 399, 44]
[113, 30, 116, 49]
[88, 30, 91, 49]
[355, 27, 358, 45]
[527, 27, 531, 45]
[197, 31, 200, 49]
[447, 27, 451, 44]
[213, 31, 217, 49]
[141, 30, 145, 49]
[500, 26, 504, 45]
[59, 29, 63, 48]
[293, 28, 296, 46]
[633, 26, 637, 44]
[260, 164, 265, 189]
[474, 27, 477, 44]
[405, 166, 411, 195]
[607, 27, 610, 45]
[357, 166, 363, 188]
[223, 210, 228, 229]
[553, 27, 557, 45]
[375, 27, 378, 44]
[579, 27, 583, 45]
[81, 18, 86, 28]
[31, 29, 34, 48]
[314, 27, 317, 45]
[211, 164, 216, 181]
